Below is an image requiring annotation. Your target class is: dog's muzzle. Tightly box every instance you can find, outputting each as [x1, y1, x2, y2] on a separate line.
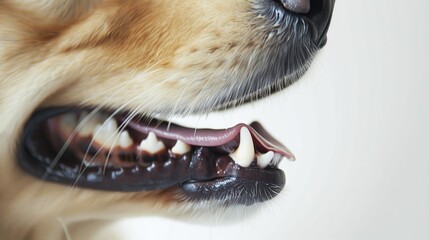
[16, 0, 336, 206]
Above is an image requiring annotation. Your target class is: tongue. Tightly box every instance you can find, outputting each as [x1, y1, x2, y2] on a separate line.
[122, 117, 295, 160]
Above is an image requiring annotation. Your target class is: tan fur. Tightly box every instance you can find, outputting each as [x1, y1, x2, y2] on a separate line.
[0, 1, 305, 239]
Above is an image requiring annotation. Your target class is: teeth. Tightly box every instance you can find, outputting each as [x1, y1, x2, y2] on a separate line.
[104, 118, 118, 131]
[92, 119, 119, 148]
[171, 140, 191, 155]
[77, 111, 105, 137]
[256, 151, 274, 168]
[138, 132, 165, 154]
[92, 124, 111, 147]
[119, 131, 133, 148]
[59, 113, 77, 134]
[229, 127, 255, 167]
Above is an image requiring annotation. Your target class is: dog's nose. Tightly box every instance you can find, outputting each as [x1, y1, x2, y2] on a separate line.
[276, 0, 335, 48]
[280, 0, 311, 14]
[271, 0, 335, 48]
[305, 0, 335, 48]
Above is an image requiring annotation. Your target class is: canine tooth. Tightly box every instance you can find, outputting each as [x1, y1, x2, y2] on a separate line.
[119, 131, 133, 148]
[229, 127, 255, 167]
[139, 132, 165, 154]
[257, 151, 274, 168]
[171, 140, 191, 155]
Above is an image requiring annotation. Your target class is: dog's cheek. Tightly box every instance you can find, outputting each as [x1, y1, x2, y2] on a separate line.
[2, 0, 103, 24]
[40, 1, 258, 113]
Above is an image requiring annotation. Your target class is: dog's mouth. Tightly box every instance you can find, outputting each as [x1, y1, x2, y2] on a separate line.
[18, 107, 294, 205]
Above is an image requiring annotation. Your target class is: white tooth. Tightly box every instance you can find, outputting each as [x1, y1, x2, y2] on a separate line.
[229, 127, 255, 167]
[78, 111, 103, 137]
[101, 119, 119, 141]
[77, 111, 91, 136]
[106, 118, 118, 130]
[119, 131, 133, 148]
[92, 119, 119, 148]
[257, 151, 274, 168]
[171, 140, 191, 155]
[138, 132, 165, 154]
[92, 124, 107, 146]
[59, 113, 76, 134]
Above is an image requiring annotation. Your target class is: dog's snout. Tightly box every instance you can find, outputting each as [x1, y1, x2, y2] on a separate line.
[280, 0, 311, 14]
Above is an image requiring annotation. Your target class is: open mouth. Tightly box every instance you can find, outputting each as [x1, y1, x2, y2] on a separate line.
[18, 107, 295, 205]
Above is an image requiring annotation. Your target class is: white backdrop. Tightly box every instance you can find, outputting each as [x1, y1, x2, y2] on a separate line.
[96, 0, 428, 239]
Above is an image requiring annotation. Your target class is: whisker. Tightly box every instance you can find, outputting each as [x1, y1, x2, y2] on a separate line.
[42, 105, 104, 180]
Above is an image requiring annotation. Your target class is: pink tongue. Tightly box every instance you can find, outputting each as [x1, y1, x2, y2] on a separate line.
[124, 118, 295, 161]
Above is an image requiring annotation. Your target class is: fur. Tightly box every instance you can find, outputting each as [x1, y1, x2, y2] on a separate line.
[0, 0, 323, 239]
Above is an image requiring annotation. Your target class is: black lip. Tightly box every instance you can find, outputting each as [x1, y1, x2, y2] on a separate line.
[182, 147, 285, 205]
[18, 107, 286, 205]
[181, 173, 285, 206]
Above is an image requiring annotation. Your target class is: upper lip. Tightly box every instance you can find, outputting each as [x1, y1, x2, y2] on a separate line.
[121, 115, 295, 160]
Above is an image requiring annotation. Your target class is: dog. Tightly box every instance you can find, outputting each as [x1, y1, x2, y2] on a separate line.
[0, 0, 334, 239]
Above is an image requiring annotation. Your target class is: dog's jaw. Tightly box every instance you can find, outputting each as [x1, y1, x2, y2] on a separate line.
[19, 108, 294, 206]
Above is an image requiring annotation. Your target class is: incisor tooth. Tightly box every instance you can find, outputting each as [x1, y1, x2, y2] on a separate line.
[257, 151, 274, 168]
[229, 127, 255, 167]
[139, 132, 165, 154]
[119, 131, 133, 148]
[171, 140, 191, 155]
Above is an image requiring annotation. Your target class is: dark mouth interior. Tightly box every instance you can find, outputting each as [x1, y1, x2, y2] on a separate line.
[18, 107, 294, 205]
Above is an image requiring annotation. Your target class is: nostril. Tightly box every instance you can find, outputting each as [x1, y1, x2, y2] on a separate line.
[270, 0, 334, 48]
[278, 0, 311, 14]
[305, 0, 332, 47]
[307, 0, 324, 18]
